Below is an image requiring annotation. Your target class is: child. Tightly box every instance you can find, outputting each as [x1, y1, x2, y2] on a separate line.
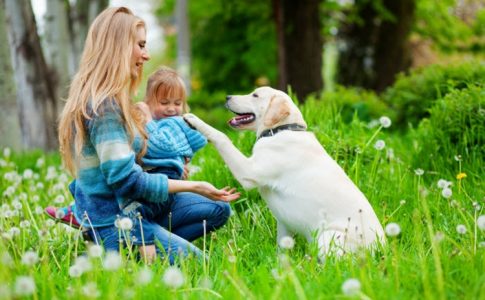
[46, 67, 208, 228]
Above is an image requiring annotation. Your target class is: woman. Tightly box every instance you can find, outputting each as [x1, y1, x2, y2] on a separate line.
[58, 7, 239, 263]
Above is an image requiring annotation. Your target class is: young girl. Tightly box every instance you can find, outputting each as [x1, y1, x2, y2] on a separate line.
[52, 7, 239, 264]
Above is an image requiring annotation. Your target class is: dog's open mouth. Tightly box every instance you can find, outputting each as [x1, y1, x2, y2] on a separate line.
[228, 113, 255, 127]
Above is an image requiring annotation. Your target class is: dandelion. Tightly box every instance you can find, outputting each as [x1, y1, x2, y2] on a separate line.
[55, 208, 66, 219]
[88, 245, 104, 258]
[82, 282, 100, 298]
[103, 251, 122, 271]
[21, 251, 39, 266]
[118, 217, 133, 231]
[379, 116, 392, 128]
[1, 252, 13, 267]
[22, 169, 34, 179]
[54, 195, 65, 204]
[437, 179, 452, 189]
[227, 255, 237, 263]
[198, 276, 214, 289]
[279, 236, 295, 249]
[74, 256, 92, 273]
[163, 266, 185, 289]
[19, 220, 31, 229]
[45, 219, 56, 227]
[441, 188, 452, 199]
[414, 168, 424, 176]
[32, 195, 40, 202]
[341, 278, 361, 296]
[69, 265, 83, 278]
[36, 157, 45, 168]
[433, 231, 445, 243]
[399, 199, 406, 205]
[3, 147, 11, 158]
[374, 140, 386, 151]
[477, 215, 485, 231]
[137, 267, 154, 285]
[35, 206, 43, 215]
[456, 224, 467, 235]
[9, 227, 20, 237]
[454, 155, 462, 161]
[385, 223, 401, 237]
[456, 172, 467, 180]
[14, 276, 36, 296]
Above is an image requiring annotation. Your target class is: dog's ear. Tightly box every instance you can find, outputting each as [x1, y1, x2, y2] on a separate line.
[263, 95, 290, 127]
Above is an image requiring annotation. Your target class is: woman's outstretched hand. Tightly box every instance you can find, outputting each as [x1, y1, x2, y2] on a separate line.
[194, 182, 240, 202]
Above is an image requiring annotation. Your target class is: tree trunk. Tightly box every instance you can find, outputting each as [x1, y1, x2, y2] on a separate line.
[176, 0, 191, 96]
[273, 0, 323, 102]
[68, 0, 108, 71]
[44, 0, 71, 115]
[5, 0, 57, 150]
[338, 0, 416, 92]
[0, 0, 22, 150]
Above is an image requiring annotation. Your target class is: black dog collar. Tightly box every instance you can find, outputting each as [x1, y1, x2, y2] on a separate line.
[257, 123, 307, 140]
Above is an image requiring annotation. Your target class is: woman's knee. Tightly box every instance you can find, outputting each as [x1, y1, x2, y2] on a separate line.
[209, 202, 231, 228]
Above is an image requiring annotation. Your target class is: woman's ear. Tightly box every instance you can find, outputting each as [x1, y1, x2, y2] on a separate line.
[263, 95, 290, 127]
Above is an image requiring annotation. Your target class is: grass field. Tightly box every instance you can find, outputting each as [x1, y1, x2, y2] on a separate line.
[0, 98, 483, 299]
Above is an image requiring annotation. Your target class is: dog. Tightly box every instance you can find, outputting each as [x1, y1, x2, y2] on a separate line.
[184, 87, 385, 258]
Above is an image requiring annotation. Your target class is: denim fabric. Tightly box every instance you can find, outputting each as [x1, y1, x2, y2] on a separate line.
[87, 192, 231, 264]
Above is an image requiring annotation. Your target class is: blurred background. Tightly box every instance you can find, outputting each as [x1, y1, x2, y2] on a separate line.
[0, 0, 483, 151]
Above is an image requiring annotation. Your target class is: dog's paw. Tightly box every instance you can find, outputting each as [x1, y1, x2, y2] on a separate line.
[183, 113, 203, 129]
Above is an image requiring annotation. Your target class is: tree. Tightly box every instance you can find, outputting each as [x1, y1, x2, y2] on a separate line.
[4, 0, 57, 150]
[176, 0, 191, 95]
[0, 0, 22, 150]
[337, 0, 416, 92]
[273, 0, 323, 102]
[44, 0, 72, 115]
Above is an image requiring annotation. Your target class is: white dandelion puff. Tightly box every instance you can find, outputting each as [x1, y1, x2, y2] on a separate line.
[433, 231, 445, 243]
[137, 267, 154, 286]
[103, 251, 122, 271]
[74, 256, 92, 273]
[88, 245, 104, 258]
[374, 140, 386, 151]
[19, 220, 31, 229]
[82, 282, 100, 298]
[456, 224, 467, 235]
[414, 168, 424, 176]
[437, 179, 452, 189]
[385, 223, 401, 237]
[341, 278, 361, 296]
[14, 276, 36, 296]
[3, 147, 11, 158]
[477, 215, 485, 231]
[22, 169, 34, 179]
[163, 266, 185, 289]
[55, 208, 66, 219]
[227, 255, 237, 263]
[379, 116, 392, 128]
[21, 251, 39, 266]
[118, 217, 133, 231]
[69, 265, 83, 278]
[198, 276, 214, 289]
[441, 188, 452, 199]
[278, 236, 295, 249]
[1, 252, 14, 267]
[54, 195, 65, 204]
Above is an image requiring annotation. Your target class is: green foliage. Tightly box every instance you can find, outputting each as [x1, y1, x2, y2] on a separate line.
[382, 61, 485, 129]
[320, 85, 394, 124]
[415, 84, 485, 168]
[157, 0, 277, 94]
[414, 0, 484, 53]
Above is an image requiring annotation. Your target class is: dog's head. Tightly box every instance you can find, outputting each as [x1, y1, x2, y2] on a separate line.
[226, 87, 307, 135]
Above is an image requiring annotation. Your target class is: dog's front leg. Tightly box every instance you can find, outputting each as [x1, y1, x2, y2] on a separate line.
[184, 114, 258, 189]
[277, 221, 291, 246]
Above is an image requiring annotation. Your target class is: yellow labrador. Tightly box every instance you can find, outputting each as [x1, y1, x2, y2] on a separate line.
[184, 87, 385, 258]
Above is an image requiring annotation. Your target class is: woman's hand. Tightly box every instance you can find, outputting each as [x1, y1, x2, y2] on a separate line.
[168, 179, 240, 202]
[193, 182, 240, 202]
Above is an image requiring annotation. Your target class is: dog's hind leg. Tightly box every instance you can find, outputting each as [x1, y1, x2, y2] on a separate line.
[317, 230, 348, 260]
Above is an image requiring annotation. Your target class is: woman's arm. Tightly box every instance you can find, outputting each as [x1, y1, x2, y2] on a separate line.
[168, 179, 240, 202]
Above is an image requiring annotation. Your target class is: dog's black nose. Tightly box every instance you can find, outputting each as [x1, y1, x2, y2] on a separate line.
[226, 95, 232, 101]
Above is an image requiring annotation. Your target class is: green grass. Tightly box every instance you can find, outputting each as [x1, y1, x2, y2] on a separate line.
[0, 98, 483, 299]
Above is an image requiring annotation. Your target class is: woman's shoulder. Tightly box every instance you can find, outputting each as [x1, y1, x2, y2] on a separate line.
[87, 97, 122, 117]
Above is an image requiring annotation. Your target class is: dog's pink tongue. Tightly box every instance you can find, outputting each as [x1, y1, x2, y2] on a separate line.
[229, 114, 253, 127]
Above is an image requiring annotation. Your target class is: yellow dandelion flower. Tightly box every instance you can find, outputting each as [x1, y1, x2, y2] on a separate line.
[456, 172, 467, 180]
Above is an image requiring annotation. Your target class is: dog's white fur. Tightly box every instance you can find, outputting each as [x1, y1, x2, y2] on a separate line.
[184, 87, 385, 257]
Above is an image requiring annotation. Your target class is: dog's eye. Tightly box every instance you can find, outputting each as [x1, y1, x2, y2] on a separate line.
[252, 93, 259, 98]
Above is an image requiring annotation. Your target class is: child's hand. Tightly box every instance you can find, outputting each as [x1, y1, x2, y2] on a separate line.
[136, 102, 152, 122]
[182, 157, 190, 180]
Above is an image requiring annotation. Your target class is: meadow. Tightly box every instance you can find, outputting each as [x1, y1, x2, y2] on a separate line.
[0, 74, 484, 299]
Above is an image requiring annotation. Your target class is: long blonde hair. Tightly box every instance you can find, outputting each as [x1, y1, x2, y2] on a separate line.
[144, 66, 190, 113]
[59, 7, 147, 176]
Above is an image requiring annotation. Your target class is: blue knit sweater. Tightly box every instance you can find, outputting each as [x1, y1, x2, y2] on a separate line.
[71, 99, 206, 228]
[143, 116, 207, 179]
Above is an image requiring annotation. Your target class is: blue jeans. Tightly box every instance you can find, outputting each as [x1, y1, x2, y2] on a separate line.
[87, 192, 231, 264]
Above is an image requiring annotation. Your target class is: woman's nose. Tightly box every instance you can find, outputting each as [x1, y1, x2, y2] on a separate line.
[143, 50, 150, 61]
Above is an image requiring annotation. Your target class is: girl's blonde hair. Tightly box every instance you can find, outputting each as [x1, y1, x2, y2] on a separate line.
[144, 67, 190, 113]
[58, 7, 147, 176]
